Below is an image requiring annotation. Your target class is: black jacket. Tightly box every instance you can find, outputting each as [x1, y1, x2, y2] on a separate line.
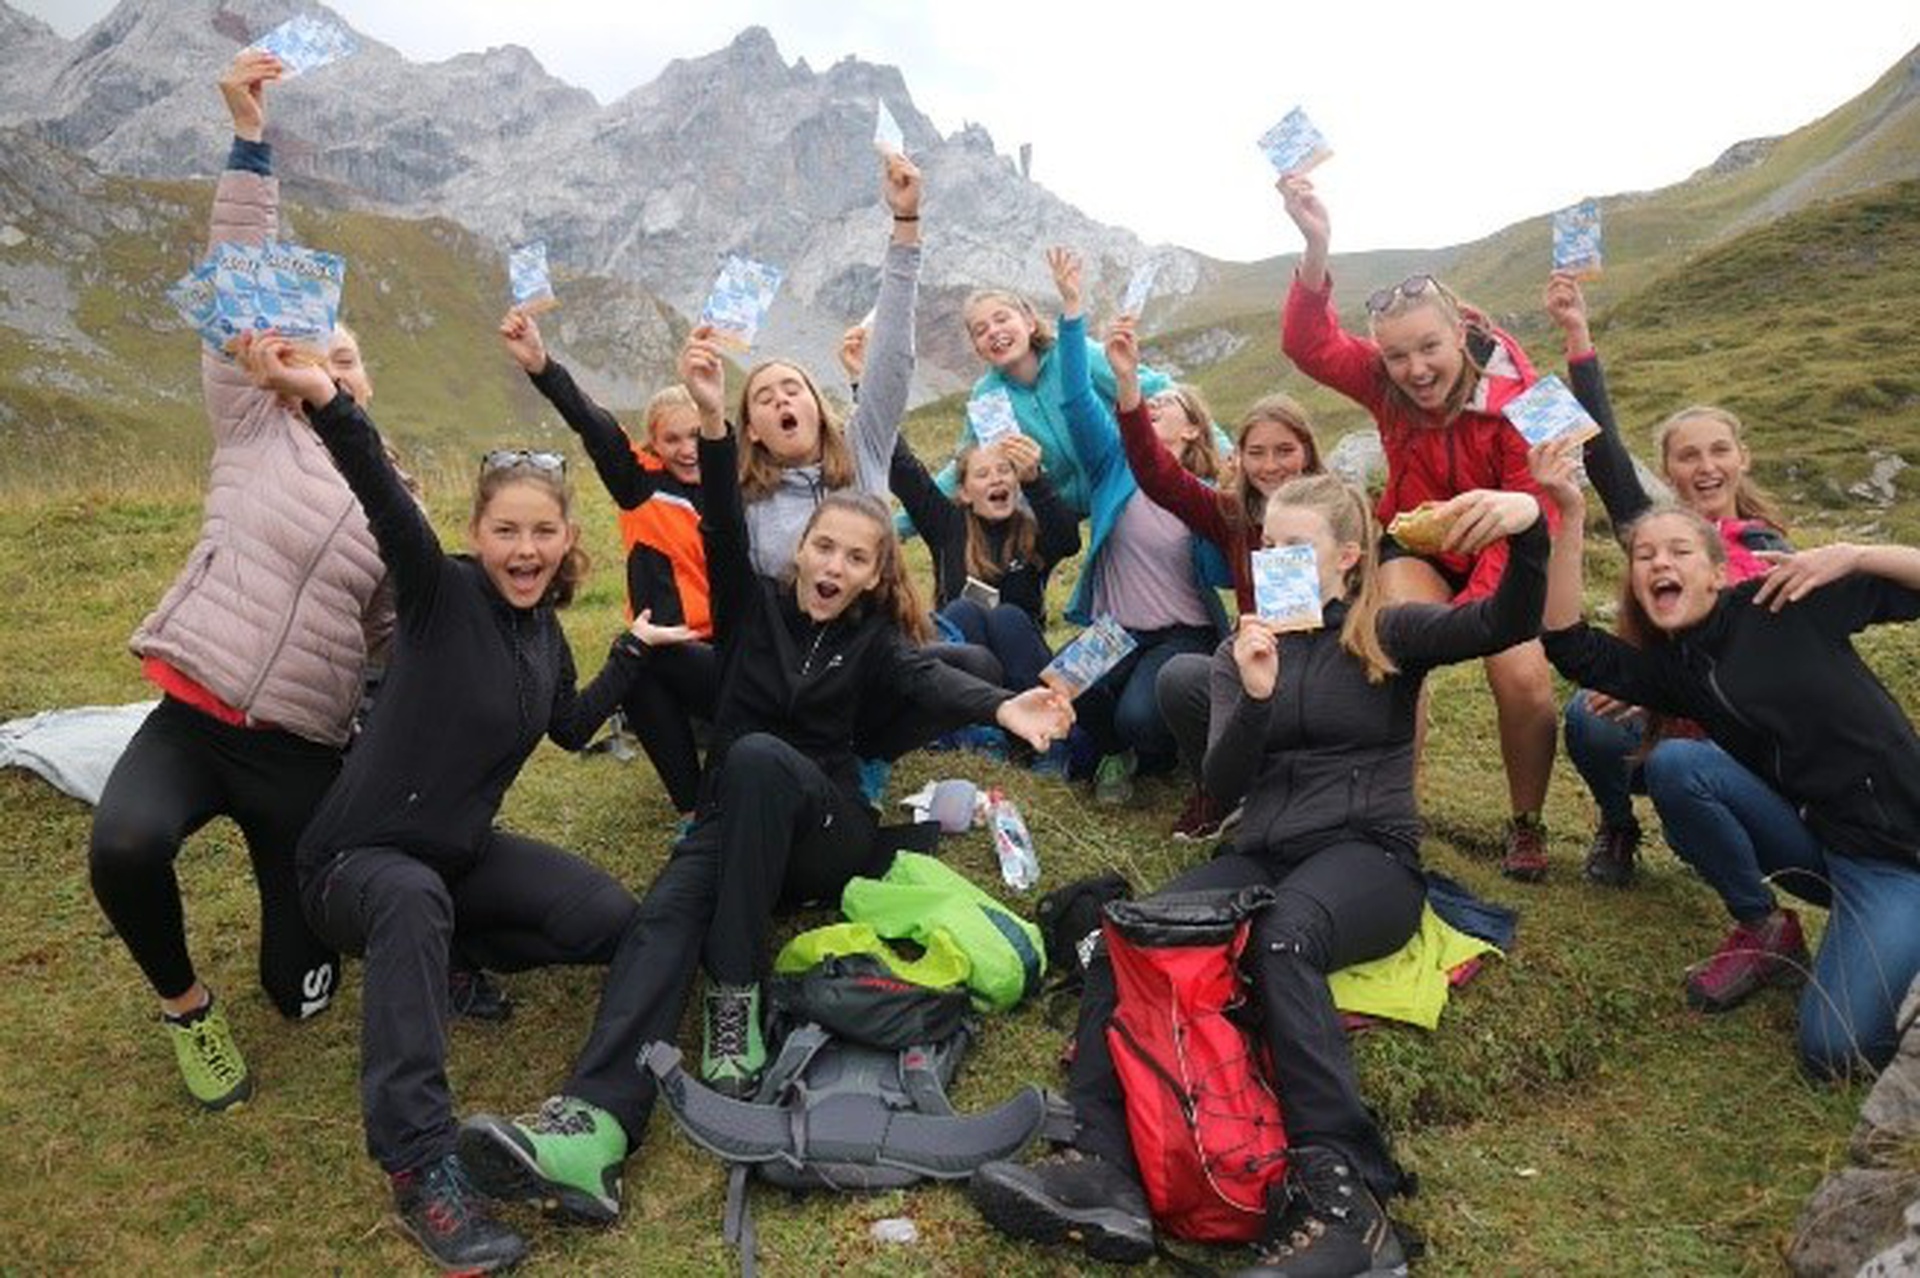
[1206, 519, 1548, 863]
[700, 432, 1012, 809]
[295, 391, 640, 879]
[888, 437, 1080, 623]
[1543, 574, 1920, 866]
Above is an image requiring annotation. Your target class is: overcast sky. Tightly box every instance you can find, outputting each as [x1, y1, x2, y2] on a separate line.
[17, 1, 1920, 260]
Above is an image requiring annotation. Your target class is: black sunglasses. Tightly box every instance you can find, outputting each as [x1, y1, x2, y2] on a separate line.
[479, 448, 566, 476]
[1364, 275, 1439, 316]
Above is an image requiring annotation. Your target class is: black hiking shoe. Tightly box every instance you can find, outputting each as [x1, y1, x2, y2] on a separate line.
[390, 1153, 528, 1274]
[1582, 820, 1641, 888]
[448, 967, 513, 1023]
[970, 1148, 1155, 1265]
[1234, 1146, 1407, 1278]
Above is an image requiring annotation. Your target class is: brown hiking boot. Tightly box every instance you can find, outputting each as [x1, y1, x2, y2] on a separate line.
[1500, 814, 1549, 883]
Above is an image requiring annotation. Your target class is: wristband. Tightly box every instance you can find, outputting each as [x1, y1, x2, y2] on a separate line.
[892, 214, 920, 222]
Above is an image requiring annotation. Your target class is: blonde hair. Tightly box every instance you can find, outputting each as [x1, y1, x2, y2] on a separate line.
[954, 442, 1039, 584]
[1652, 405, 1787, 531]
[1152, 384, 1220, 481]
[470, 465, 590, 609]
[1230, 393, 1323, 530]
[736, 361, 853, 502]
[1268, 474, 1397, 683]
[792, 491, 932, 644]
[1366, 278, 1492, 424]
[644, 384, 697, 437]
[962, 289, 1056, 355]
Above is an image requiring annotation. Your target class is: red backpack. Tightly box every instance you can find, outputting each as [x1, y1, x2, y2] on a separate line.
[1103, 887, 1287, 1243]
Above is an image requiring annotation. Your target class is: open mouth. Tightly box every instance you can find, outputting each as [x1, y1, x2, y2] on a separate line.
[1648, 578, 1684, 610]
[506, 562, 545, 594]
[985, 484, 1012, 505]
[814, 580, 842, 605]
[778, 410, 799, 433]
[988, 333, 1014, 357]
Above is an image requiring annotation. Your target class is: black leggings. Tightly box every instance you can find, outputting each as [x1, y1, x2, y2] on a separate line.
[303, 833, 640, 1173]
[623, 641, 719, 814]
[1068, 839, 1426, 1198]
[89, 696, 344, 1019]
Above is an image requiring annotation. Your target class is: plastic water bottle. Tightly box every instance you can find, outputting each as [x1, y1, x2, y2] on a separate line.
[988, 789, 1039, 891]
[869, 1217, 919, 1245]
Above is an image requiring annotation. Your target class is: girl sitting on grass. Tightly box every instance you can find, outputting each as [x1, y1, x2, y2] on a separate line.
[1533, 435, 1920, 1080]
[1280, 173, 1562, 882]
[245, 331, 651, 1275]
[500, 308, 715, 825]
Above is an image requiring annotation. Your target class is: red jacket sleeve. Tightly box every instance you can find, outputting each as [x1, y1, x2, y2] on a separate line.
[1116, 399, 1232, 550]
[1281, 272, 1387, 414]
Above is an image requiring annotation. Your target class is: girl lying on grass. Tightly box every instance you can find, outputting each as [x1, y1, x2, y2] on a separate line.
[246, 331, 651, 1274]
[971, 473, 1550, 1277]
[1533, 435, 1920, 1079]
[447, 327, 1072, 1235]
[1280, 174, 1560, 882]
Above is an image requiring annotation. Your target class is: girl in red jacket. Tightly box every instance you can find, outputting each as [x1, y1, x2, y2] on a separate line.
[1279, 174, 1559, 881]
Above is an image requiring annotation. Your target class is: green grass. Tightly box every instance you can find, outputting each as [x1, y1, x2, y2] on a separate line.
[0, 463, 1889, 1276]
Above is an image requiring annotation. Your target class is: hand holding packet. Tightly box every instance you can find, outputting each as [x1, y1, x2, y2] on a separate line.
[249, 15, 357, 78]
[967, 388, 1020, 445]
[508, 241, 558, 315]
[1251, 544, 1324, 631]
[1502, 374, 1601, 447]
[168, 239, 343, 362]
[1040, 616, 1138, 699]
[699, 253, 784, 352]
[1257, 107, 1332, 177]
[1552, 200, 1603, 278]
[874, 100, 906, 157]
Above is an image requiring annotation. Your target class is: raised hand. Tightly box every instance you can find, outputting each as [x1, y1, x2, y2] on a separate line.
[1527, 436, 1586, 516]
[1104, 315, 1140, 382]
[498, 308, 549, 375]
[1278, 175, 1330, 250]
[678, 326, 727, 435]
[1045, 246, 1083, 319]
[1000, 433, 1042, 482]
[1437, 489, 1544, 555]
[1544, 271, 1592, 354]
[883, 153, 922, 242]
[1232, 616, 1280, 700]
[838, 323, 868, 383]
[995, 685, 1076, 751]
[238, 330, 335, 409]
[630, 608, 698, 647]
[219, 49, 283, 143]
[1752, 544, 1864, 612]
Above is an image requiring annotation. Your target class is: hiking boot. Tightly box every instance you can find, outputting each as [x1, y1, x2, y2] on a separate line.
[391, 1153, 528, 1274]
[970, 1149, 1155, 1265]
[1499, 814, 1549, 883]
[701, 980, 767, 1099]
[1684, 909, 1809, 1013]
[1170, 785, 1225, 841]
[1582, 820, 1641, 888]
[448, 967, 513, 1023]
[1235, 1146, 1406, 1278]
[165, 994, 253, 1112]
[1094, 751, 1137, 806]
[458, 1095, 626, 1224]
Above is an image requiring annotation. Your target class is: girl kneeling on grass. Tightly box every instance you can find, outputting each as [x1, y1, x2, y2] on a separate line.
[246, 334, 652, 1274]
[970, 473, 1549, 1277]
[448, 328, 1073, 1231]
[1532, 437, 1920, 1079]
[1280, 175, 1560, 881]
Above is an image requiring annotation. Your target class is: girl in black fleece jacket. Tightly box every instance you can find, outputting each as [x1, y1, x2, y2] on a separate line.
[971, 472, 1549, 1278]
[246, 333, 648, 1274]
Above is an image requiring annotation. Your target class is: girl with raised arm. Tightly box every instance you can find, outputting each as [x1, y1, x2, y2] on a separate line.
[971, 474, 1549, 1277]
[1280, 175, 1560, 881]
[87, 50, 387, 1112]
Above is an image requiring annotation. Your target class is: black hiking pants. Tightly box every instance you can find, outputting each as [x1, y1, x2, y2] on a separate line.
[623, 640, 719, 814]
[1067, 838, 1425, 1199]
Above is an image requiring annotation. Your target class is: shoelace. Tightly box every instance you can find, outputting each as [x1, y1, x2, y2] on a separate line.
[1258, 1158, 1355, 1259]
[190, 1019, 245, 1086]
[418, 1158, 480, 1237]
[710, 992, 751, 1060]
[525, 1097, 594, 1137]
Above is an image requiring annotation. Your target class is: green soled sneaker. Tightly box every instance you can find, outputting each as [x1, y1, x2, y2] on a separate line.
[165, 995, 253, 1112]
[458, 1096, 626, 1225]
[701, 980, 767, 1100]
[1094, 751, 1137, 806]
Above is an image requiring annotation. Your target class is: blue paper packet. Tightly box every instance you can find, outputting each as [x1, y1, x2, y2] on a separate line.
[250, 14, 357, 78]
[874, 100, 906, 157]
[699, 253, 784, 352]
[1121, 259, 1161, 318]
[1503, 374, 1600, 447]
[166, 262, 239, 355]
[508, 241, 557, 314]
[176, 240, 343, 357]
[1252, 544, 1324, 631]
[1040, 615, 1138, 699]
[967, 388, 1021, 445]
[1257, 107, 1332, 177]
[1552, 200, 1603, 277]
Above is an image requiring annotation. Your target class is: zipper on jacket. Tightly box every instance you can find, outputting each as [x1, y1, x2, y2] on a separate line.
[1704, 662, 1784, 783]
[800, 620, 828, 678]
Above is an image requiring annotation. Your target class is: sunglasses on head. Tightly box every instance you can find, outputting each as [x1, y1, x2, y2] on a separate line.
[1364, 275, 1440, 316]
[479, 449, 566, 477]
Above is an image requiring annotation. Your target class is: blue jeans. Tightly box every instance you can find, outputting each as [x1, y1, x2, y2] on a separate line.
[938, 598, 1053, 692]
[1078, 624, 1217, 766]
[1643, 738, 1920, 1077]
[1562, 689, 1645, 828]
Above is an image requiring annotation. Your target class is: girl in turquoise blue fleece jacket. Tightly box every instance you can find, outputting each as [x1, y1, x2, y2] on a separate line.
[1048, 247, 1231, 792]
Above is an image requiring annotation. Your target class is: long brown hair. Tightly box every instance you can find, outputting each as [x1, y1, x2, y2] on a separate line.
[1653, 405, 1787, 531]
[1614, 505, 1727, 755]
[470, 465, 590, 609]
[791, 490, 932, 643]
[1227, 393, 1323, 532]
[1367, 278, 1495, 425]
[1152, 384, 1220, 481]
[954, 442, 1038, 583]
[736, 361, 854, 502]
[1268, 474, 1397, 683]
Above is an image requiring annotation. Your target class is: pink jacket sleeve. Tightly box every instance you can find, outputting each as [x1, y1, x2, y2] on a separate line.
[200, 170, 281, 446]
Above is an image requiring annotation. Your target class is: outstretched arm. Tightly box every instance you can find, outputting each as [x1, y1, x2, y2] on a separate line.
[1107, 317, 1232, 549]
[1545, 272, 1646, 530]
[506, 309, 657, 509]
[845, 154, 923, 497]
[1049, 248, 1124, 490]
[682, 328, 753, 643]
[1381, 492, 1549, 669]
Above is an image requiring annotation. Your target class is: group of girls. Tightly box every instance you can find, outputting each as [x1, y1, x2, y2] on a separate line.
[85, 48, 1920, 1278]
